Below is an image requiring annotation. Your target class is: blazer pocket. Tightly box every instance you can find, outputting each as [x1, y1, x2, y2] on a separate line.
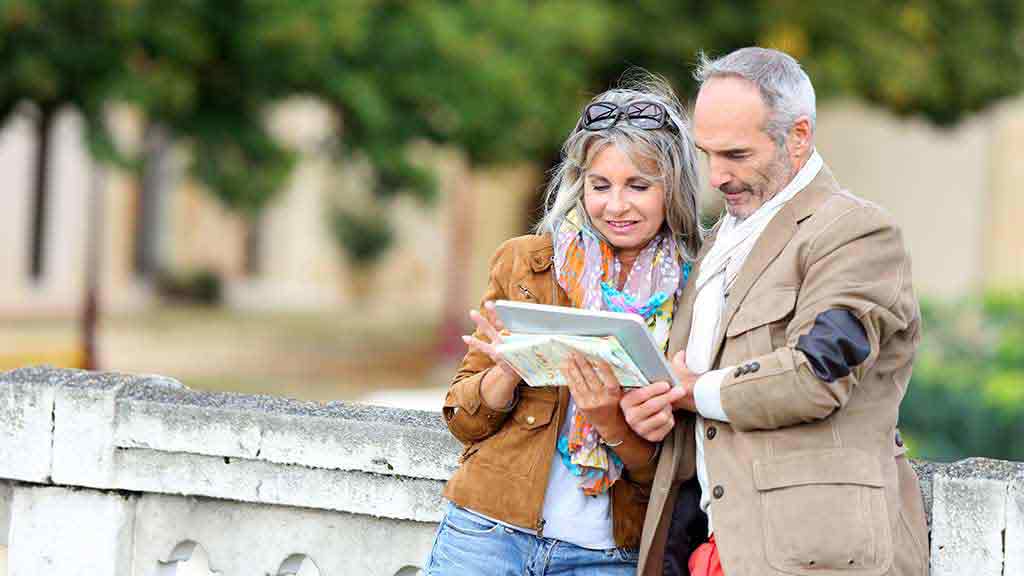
[753, 448, 893, 576]
[725, 288, 798, 358]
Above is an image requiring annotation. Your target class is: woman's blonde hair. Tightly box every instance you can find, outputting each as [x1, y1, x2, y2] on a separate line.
[535, 70, 703, 261]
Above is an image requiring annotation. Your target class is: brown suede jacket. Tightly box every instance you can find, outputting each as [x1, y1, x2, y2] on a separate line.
[441, 233, 660, 549]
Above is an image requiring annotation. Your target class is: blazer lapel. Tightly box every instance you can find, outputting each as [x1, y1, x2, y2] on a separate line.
[707, 166, 840, 365]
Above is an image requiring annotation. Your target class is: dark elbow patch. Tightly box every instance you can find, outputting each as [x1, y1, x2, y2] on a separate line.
[796, 309, 870, 383]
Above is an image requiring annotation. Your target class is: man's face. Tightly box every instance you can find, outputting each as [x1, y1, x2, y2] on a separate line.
[694, 77, 795, 220]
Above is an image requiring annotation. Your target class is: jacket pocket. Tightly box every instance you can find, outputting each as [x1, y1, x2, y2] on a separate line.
[753, 448, 892, 576]
[725, 288, 797, 362]
[473, 389, 557, 478]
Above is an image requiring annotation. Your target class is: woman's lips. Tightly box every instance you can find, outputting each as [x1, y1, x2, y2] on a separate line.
[606, 220, 639, 232]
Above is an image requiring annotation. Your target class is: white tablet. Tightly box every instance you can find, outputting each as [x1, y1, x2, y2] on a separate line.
[494, 300, 679, 387]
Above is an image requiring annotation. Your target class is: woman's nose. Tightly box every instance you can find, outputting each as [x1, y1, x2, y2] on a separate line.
[605, 188, 629, 214]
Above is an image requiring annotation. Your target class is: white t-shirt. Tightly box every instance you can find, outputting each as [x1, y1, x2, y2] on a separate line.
[539, 399, 617, 549]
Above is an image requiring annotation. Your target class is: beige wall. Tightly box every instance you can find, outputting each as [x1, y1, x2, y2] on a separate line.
[814, 99, 995, 298]
[986, 98, 1024, 290]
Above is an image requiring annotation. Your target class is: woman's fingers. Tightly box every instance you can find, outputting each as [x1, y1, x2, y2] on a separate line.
[482, 301, 506, 333]
[462, 334, 497, 360]
[468, 309, 502, 344]
[591, 358, 623, 398]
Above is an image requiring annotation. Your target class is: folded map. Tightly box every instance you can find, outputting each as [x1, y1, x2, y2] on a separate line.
[496, 333, 649, 388]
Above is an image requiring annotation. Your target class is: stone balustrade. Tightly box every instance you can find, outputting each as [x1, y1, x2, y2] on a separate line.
[0, 367, 1021, 575]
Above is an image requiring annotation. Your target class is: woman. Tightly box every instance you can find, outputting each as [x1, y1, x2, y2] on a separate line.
[425, 72, 703, 575]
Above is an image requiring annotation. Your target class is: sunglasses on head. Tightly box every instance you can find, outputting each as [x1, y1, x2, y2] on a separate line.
[579, 100, 674, 131]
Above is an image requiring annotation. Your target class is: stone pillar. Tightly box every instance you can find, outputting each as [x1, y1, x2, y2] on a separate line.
[7, 486, 135, 576]
[929, 458, 1024, 576]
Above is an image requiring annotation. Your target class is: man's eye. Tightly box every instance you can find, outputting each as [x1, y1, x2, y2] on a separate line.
[726, 152, 748, 160]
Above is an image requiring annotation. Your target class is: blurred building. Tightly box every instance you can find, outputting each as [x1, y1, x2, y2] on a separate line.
[1, 95, 1023, 320]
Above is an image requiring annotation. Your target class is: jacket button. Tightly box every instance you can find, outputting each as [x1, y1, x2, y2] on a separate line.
[712, 485, 724, 499]
[526, 415, 536, 425]
[706, 426, 717, 440]
[750, 362, 760, 373]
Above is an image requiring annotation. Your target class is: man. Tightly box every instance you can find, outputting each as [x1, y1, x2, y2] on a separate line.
[621, 47, 929, 576]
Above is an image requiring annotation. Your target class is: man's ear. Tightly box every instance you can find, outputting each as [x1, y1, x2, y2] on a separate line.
[787, 116, 813, 160]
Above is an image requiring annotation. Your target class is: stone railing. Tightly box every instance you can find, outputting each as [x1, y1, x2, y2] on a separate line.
[0, 367, 1021, 575]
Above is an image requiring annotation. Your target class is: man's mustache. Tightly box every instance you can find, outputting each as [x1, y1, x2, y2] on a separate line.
[719, 182, 753, 195]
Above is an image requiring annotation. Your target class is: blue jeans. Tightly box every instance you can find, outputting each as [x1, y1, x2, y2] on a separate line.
[424, 503, 639, 576]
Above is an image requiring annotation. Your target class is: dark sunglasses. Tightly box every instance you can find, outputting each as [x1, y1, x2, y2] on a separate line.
[579, 100, 674, 131]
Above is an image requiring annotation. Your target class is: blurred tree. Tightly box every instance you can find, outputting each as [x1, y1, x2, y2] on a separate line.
[124, 0, 321, 274]
[602, 0, 1024, 125]
[311, 1, 620, 352]
[0, 0, 133, 279]
[901, 293, 1024, 461]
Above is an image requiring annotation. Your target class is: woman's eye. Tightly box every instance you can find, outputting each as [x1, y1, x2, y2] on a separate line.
[631, 184, 650, 192]
[592, 185, 610, 192]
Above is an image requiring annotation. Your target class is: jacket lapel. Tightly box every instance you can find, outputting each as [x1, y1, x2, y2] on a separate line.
[707, 165, 840, 365]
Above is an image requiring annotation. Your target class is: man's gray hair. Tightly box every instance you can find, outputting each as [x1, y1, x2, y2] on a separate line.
[694, 47, 816, 145]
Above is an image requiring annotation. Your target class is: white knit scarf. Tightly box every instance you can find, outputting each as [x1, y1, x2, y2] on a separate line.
[685, 151, 823, 373]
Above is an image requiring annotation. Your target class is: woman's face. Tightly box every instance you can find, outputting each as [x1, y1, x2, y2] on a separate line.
[583, 143, 666, 257]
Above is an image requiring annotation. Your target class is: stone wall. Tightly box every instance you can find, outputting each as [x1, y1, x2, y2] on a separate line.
[0, 367, 1021, 575]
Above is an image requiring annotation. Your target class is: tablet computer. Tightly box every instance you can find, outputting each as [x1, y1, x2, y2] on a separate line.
[494, 300, 679, 387]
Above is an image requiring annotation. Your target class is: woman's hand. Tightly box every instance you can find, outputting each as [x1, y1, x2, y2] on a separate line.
[563, 353, 660, 469]
[462, 301, 520, 409]
[562, 352, 629, 442]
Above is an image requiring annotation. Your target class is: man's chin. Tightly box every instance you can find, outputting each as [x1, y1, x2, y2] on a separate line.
[725, 204, 752, 220]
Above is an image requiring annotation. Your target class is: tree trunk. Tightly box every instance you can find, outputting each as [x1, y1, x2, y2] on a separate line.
[436, 163, 475, 358]
[244, 215, 263, 277]
[82, 162, 106, 371]
[29, 107, 56, 280]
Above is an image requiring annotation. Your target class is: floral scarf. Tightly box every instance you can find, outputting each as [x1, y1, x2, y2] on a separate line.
[553, 209, 687, 495]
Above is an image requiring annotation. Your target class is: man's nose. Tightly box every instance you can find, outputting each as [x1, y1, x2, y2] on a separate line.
[707, 158, 731, 190]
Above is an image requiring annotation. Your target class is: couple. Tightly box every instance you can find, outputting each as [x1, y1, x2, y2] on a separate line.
[426, 47, 929, 576]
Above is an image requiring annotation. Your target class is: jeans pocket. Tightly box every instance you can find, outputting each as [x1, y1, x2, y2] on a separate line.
[614, 547, 639, 564]
[444, 505, 502, 537]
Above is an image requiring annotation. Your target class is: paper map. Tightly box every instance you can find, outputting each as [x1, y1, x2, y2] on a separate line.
[496, 333, 649, 388]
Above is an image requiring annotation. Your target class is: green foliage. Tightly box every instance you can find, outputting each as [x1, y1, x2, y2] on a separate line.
[0, 0, 134, 155]
[901, 293, 1024, 461]
[329, 209, 395, 268]
[2, 1, 1023, 266]
[604, 1, 1024, 126]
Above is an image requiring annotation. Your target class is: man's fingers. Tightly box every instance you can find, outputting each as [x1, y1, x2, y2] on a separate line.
[620, 381, 671, 408]
[630, 407, 675, 441]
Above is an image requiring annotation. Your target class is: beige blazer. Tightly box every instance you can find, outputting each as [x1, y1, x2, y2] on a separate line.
[638, 166, 929, 576]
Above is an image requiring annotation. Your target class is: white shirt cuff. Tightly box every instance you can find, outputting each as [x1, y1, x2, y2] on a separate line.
[694, 368, 731, 422]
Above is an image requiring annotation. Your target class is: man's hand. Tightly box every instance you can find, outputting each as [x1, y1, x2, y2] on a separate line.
[620, 381, 685, 442]
[670, 351, 698, 412]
